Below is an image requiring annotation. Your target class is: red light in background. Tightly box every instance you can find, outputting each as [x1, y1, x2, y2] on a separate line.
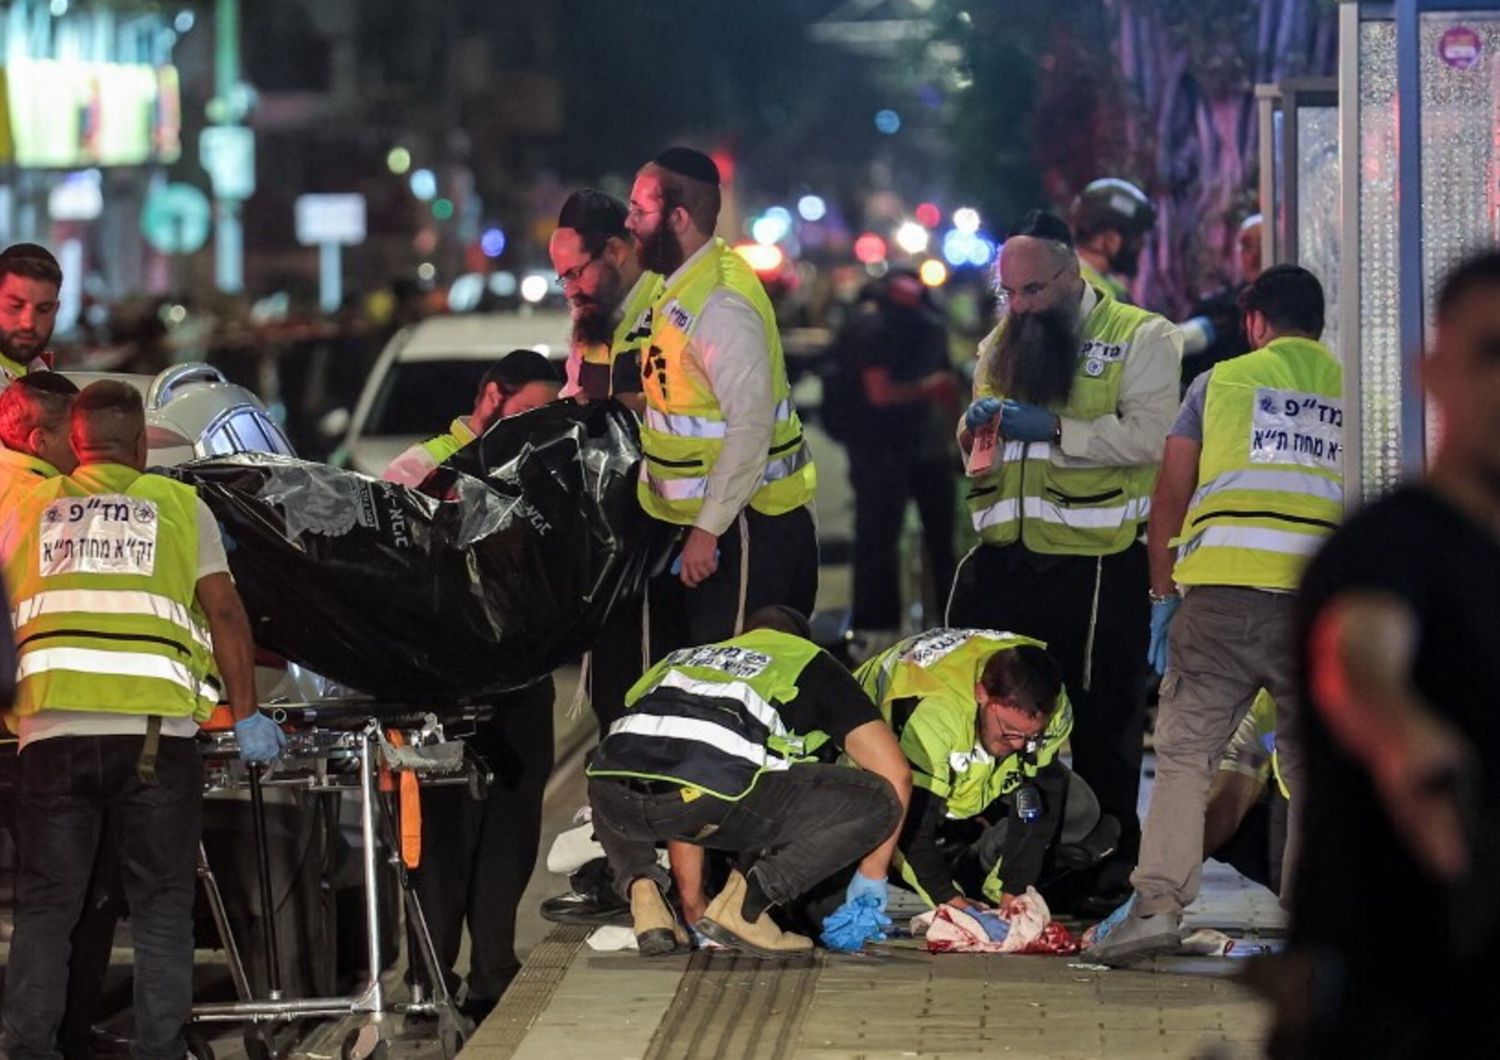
[853, 232, 888, 264]
[711, 149, 736, 185]
[915, 202, 941, 228]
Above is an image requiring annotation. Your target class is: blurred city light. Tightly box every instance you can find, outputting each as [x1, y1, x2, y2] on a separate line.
[969, 236, 996, 267]
[416, 262, 436, 282]
[386, 147, 412, 175]
[751, 214, 789, 246]
[431, 197, 454, 221]
[953, 207, 981, 234]
[942, 229, 976, 265]
[735, 243, 785, 273]
[488, 272, 518, 297]
[448, 273, 485, 312]
[853, 232, 888, 264]
[915, 202, 941, 228]
[520, 274, 549, 303]
[480, 227, 507, 258]
[797, 195, 827, 222]
[50, 0, 67, 17]
[874, 109, 901, 134]
[174, 9, 195, 33]
[894, 221, 929, 254]
[409, 168, 437, 200]
[919, 259, 949, 287]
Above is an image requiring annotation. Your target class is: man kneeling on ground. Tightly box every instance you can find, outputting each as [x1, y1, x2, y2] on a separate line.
[586, 606, 911, 957]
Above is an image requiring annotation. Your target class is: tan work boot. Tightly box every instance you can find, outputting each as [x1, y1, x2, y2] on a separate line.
[696, 870, 813, 958]
[629, 877, 689, 956]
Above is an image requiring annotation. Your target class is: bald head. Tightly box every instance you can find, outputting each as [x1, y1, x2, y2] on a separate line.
[0, 371, 78, 471]
[71, 380, 147, 470]
[997, 235, 1082, 316]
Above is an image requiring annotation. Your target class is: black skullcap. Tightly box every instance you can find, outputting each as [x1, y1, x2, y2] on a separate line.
[557, 189, 628, 240]
[0, 242, 59, 269]
[653, 146, 720, 185]
[1011, 209, 1074, 248]
[483, 348, 561, 391]
[15, 370, 79, 397]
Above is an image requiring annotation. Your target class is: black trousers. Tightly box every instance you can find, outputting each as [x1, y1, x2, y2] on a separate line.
[848, 448, 957, 630]
[409, 678, 554, 1004]
[646, 505, 819, 663]
[586, 596, 645, 741]
[588, 764, 901, 910]
[947, 540, 1150, 859]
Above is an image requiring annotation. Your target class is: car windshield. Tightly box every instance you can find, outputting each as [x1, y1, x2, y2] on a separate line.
[365, 359, 496, 436]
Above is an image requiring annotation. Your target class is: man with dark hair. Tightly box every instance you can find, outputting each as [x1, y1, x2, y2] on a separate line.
[1068, 179, 1157, 305]
[0, 371, 79, 506]
[0, 243, 63, 387]
[950, 210, 1180, 904]
[549, 189, 662, 412]
[0, 380, 281, 1060]
[624, 146, 819, 650]
[381, 348, 560, 489]
[1090, 263, 1340, 965]
[1263, 250, 1500, 1054]
[586, 606, 911, 958]
[855, 629, 1109, 910]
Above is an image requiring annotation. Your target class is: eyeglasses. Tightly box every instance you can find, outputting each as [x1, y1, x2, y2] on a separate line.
[985, 700, 1046, 746]
[556, 252, 599, 288]
[626, 203, 663, 224]
[997, 263, 1068, 310]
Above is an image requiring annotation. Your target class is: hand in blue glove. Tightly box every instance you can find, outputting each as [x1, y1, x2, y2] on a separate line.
[845, 871, 889, 913]
[820, 893, 893, 952]
[234, 711, 288, 763]
[1147, 595, 1181, 675]
[997, 400, 1058, 443]
[964, 396, 1003, 432]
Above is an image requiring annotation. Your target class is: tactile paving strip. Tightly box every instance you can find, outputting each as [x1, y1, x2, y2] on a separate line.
[642, 949, 822, 1060]
[460, 924, 590, 1059]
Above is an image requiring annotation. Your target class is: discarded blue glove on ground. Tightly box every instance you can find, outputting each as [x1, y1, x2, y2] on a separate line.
[820, 894, 893, 952]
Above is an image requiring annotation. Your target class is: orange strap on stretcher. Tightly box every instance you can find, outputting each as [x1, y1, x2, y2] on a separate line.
[383, 729, 422, 870]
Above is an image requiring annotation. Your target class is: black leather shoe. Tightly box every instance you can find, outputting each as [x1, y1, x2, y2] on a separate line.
[539, 887, 630, 926]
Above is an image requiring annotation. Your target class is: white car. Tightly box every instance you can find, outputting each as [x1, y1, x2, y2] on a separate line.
[329, 310, 570, 476]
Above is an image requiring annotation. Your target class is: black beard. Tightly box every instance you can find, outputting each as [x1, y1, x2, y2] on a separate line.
[572, 305, 614, 347]
[637, 222, 685, 276]
[994, 305, 1081, 407]
[0, 325, 49, 363]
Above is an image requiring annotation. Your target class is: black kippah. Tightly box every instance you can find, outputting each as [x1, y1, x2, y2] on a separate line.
[557, 189, 628, 239]
[1011, 209, 1074, 248]
[653, 146, 720, 185]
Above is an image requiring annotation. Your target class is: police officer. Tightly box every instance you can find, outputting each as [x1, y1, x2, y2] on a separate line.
[549, 189, 663, 413]
[855, 628, 1108, 909]
[950, 210, 1180, 897]
[0, 243, 61, 388]
[624, 147, 819, 653]
[1068, 178, 1156, 305]
[587, 606, 910, 958]
[0, 381, 283, 1060]
[382, 349, 561, 489]
[1090, 265, 1338, 965]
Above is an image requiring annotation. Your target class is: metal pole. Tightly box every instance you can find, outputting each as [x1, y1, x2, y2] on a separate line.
[248, 766, 284, 1001]
[1394, 0, 1425, 478]
[1338, 0, 1365, 512]
[359, 727, 385, 1013]
[213, 0, 243, 293]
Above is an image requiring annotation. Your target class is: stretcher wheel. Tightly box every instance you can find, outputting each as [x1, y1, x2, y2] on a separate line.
[186, 1033, 216, 1060]
[242, 1030, 274, 1060]
[340, 1025, 391, 1060]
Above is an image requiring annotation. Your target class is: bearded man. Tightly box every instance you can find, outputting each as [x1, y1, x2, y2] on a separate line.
[549, 189, 662, 414]
[948, 209, 1181, 911]
[0, 243, 62, 388]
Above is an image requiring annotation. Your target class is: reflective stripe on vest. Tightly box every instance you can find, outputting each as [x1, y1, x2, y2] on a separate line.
[586, 629, 826, 801]
[964, 285, 1160, 555]
[1173, 337, 1343, 590]
[3, 463, 219, 722]
[637, 240, 816, 524]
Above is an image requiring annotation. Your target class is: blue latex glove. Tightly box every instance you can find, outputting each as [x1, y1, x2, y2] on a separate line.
[234, 711, 288, 763]
[1147, 596, 1181, 675]
[845, 872, 889, 913]
[820, 894, 892, 952]
[997, 399, 1058, 443]
[964, 396, 1003, 432]
[970, 909, 1011, 942]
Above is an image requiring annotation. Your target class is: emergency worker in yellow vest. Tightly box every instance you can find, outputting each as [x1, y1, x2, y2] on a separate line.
[856, 629, 1114, 909]
[1091, 265, 1341, 966]
[0, 381, 282, 1060]
[0, 371, 78, 509]
[381, 349, 561, 489]
[950, 211, 1180, 899]
[624, 147, 819, 652]
[587, 606, 910, 958]
[549, 188, 663, 415]
[0, 243, 61, 389]
[1068, 178, 1157, 306]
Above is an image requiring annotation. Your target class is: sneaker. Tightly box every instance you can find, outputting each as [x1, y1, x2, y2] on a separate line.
[1087, 905, 1183, 967]
[629, 878, 689, 956]
[696, 870, 813, 959]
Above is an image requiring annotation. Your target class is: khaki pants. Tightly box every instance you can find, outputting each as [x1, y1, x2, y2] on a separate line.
[1132, 586, 1305, 916]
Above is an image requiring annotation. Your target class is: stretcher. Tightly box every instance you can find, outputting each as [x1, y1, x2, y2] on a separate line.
[191, 700, 493, 1060]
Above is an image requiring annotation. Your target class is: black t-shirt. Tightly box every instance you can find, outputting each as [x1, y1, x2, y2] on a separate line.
[780, 650, 884, 750]
[833, 304, 951, 450]
[1294, 486, 1500, 982]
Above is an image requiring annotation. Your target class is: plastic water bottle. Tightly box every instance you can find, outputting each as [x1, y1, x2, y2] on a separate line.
[1014, 784, 1042, 824]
